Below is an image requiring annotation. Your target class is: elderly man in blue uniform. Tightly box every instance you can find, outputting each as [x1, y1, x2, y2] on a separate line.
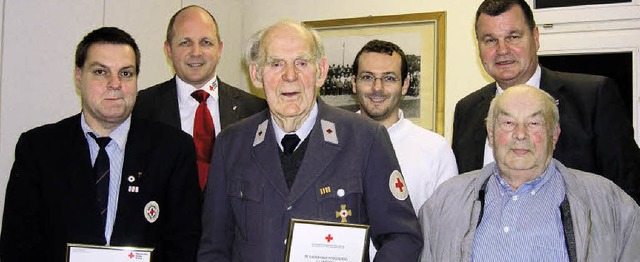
[420, 85, 640, 261]
[197, 20, 422, 261]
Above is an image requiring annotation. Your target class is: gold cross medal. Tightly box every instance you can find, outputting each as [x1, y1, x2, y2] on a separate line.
[335, 204, 352, 223]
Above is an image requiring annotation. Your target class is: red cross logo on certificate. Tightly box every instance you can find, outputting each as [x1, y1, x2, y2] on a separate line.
[128, 252, 134, 259]
[325, 234, 334, 243]
[335, 204, 352, 223]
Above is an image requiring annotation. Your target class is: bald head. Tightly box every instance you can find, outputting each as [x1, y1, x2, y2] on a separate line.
[166, 5, 219, 44]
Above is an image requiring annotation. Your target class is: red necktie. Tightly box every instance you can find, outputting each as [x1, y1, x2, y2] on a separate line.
[191, 90, 214, 191]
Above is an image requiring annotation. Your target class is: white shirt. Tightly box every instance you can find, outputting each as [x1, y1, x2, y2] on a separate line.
[483, 65, 542, 165]
[176, 75, 221, 137]
[271, 102, 318, 150]
[81, 113, 130, 245]
[365, 109, 458, 260]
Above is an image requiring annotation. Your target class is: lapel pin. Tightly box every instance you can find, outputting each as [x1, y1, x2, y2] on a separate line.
[128, 175, 135, 183]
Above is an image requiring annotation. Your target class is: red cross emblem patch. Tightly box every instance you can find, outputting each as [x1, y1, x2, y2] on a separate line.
[389, 170, 408, 200]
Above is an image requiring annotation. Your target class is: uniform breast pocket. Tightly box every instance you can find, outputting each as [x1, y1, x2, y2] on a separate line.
[227, 178, 264, 243]
[316, 177, 364, 224]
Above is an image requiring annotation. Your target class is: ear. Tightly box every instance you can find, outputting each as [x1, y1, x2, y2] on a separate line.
[315, 57, 329, 88]
[401, 74, 409, 96]
[486, 121, 494, 149]
[351, 75, 357, 94]
[552, 125, 561, 148]
[217, 40, 224, 57]
[249, 63, 264, 89]
[164, 41, 172, 60]
[74, 67, 82, 88]
[533, 26, 540, 51]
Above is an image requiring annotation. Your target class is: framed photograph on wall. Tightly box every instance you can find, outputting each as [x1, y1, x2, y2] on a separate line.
[304, 12, 446, 134]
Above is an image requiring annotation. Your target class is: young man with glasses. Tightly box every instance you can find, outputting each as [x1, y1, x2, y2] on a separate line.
[351, 39, 458, 259]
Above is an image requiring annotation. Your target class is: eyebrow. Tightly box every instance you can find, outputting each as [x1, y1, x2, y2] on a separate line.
[498, 109, 544, 119]
[86, 62, 135, 72]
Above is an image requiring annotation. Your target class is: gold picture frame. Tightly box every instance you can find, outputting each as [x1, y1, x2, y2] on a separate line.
[305, 12, 446, 134]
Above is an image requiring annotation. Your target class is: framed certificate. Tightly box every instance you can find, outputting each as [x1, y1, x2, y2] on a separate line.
[66, 243, 153, 262]
[285, 219, 370, 262]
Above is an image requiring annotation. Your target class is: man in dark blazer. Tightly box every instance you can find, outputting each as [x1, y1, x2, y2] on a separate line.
[197, 21, 422, 261]
[453, 0, 640, 202]
[133, 5, 266, 190]
[0, 27, 201, 261]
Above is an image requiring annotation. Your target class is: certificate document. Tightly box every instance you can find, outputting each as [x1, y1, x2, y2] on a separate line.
[285, 219, 369, 262]
[67, 243, 153, 262]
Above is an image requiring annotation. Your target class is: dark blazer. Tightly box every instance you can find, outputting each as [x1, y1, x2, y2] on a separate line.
[133, 77, 267, 131]
[452, 67, 640, 202]
[0, 114, 202, 262]
[197, 99, 423, 261]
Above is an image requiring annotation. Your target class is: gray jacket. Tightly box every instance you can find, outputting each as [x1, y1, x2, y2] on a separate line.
[419, 159, 640, 261]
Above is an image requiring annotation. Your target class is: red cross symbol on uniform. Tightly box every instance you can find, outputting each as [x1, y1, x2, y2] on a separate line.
[395, 177, 405, 192]
[325, 234, 333, 243]
[326, 128, 333, 134]
[149, 208, 156, 216]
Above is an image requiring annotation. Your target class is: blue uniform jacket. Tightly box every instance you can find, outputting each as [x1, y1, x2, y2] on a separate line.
[198, 99, 422, 261]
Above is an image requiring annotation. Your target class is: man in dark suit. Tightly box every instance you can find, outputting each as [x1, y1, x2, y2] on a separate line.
[197, 20, 422, 261]
[452, 0, 640, 202]
[0, 27, 201, 261]
[133, 5, 267, 190]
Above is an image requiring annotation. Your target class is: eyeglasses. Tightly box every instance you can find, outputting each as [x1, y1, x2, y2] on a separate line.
[356, 74, 400, 86]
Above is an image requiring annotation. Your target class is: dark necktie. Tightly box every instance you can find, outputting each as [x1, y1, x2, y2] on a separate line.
[192, 90, 215, 191]
[281, 134, 301, 155]
[89, 132, 111, 226]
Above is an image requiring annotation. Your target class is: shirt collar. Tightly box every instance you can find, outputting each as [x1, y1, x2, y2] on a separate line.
[175, 75, 219, 104]
[80, 113, 130, 150]
[271, 101, 318, 147]
[355, 109, 404, 131]
[493, 160, 557, 195]
[496, 65, 542, 95]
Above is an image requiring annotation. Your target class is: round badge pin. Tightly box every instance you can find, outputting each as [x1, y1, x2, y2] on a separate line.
[144, 201, 160, 223]
[128, 175, 135, 183]
[388, 170, 409, 201]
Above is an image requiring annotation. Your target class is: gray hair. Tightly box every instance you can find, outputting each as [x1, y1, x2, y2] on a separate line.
[244, 19, 325, 77]
[486, 85, 560, 136]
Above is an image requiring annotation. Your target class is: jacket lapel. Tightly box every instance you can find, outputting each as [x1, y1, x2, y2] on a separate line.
[157, 77, 182, 129]
[251, 114, 289, 198]
[218, 80, 241, 129]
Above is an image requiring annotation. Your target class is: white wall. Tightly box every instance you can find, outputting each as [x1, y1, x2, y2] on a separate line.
[0, 0, 241, 228]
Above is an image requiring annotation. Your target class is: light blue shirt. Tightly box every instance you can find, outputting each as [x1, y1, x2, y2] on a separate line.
[271, 102, 318, 151]
[472, 161, 569, 261]
[81, 113, 130, 245]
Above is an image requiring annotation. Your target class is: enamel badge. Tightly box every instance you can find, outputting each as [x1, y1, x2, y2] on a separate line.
[144, 201, 159, 223]
[253, 120, 268, 146]
[321, 120, 338, 144]
[389, 170, 408, 201]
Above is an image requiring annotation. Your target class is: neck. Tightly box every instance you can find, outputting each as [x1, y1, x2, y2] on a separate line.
[380, 109, 400, 129]
[84, 115, 118, 137]
[498, 167, 546, 191]
[272, 111, 311, 133]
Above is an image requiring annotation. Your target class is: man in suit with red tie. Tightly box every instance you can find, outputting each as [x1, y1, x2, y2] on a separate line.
[133, 5, 267, 191]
